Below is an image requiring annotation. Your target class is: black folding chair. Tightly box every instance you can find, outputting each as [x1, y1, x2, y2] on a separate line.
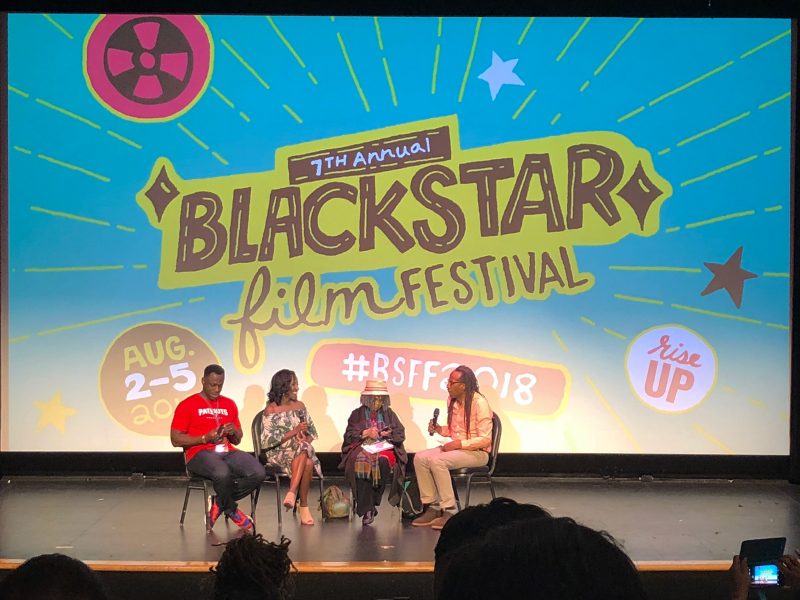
[451, 412, 502, 509]
[179, 457, 215, 533]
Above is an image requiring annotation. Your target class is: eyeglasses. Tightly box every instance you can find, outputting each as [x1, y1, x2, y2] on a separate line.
[446, 379, 463, 386]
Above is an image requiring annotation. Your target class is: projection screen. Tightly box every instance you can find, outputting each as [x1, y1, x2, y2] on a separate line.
[1, 14, 793, 455]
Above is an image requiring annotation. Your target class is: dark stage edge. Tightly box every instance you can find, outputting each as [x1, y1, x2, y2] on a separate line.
[2, 476, 800, 599]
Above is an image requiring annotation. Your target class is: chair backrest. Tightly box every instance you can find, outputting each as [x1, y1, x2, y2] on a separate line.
[251, 409, 266, 462]
[486, 412, 502, 474]
[252, 409, 290, 476]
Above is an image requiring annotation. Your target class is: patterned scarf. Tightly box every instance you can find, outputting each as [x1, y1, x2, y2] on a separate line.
[355, 407, 384, 485]
[364, 408, 385, 427]
[354, 450, 381, 485]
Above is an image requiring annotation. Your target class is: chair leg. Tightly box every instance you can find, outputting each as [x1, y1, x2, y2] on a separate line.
[452, 476, 462, 511]
[488, 475, 496, 500]
[180, 484, 191, 526]
[464, 474, 474, 508]
[318, 476, 325, 514]
[275, 476, 283, 529]
[251, 487, 260, 524]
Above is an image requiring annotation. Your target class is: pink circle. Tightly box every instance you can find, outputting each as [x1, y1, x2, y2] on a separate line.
[139, 51, 156, 69]
[85, 14, 212, 120]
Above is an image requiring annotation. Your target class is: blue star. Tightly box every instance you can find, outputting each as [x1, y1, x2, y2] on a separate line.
[478, 51, 525, 100]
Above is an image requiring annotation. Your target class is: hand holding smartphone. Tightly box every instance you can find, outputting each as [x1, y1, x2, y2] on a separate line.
[739, 537, 787, 587]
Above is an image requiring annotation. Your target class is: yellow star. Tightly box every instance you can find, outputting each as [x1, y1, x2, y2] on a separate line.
[34, 391, 77, 433]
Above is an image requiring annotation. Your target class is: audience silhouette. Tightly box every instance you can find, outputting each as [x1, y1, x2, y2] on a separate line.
[0, 553, 109, 600]
[435, 498, 646, 600]
[211, 533, 295, 600]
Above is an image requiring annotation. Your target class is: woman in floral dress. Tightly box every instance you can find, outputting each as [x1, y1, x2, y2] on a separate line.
[261, 369, 322, 525]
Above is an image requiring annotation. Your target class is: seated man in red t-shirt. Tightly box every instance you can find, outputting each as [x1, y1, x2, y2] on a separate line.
[171, 363, 265, 530]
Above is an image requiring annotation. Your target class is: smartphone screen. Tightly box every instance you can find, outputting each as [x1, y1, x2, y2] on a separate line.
[751, 563, 780, 586]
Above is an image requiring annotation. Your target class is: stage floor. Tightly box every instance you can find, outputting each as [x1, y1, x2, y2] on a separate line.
[1, 475, 799, 570]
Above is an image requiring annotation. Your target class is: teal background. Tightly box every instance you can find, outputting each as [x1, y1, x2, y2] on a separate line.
[4, 14, 792, 453]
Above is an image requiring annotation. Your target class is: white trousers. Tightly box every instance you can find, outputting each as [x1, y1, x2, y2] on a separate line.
[413, 446, 488, 509]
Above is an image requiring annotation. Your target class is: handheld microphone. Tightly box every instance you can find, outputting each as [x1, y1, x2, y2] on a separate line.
[429, 408, 440, 436]
[299, 412, 306, 423]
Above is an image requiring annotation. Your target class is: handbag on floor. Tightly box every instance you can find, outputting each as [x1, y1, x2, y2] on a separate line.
[320, 484, 351, 520]
[400, 478, 423, 519]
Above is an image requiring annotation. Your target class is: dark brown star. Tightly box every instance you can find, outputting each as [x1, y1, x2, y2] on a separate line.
[700, 246, 757, 308]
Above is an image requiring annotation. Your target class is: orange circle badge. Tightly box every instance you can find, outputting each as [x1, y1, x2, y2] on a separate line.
[99, 322, 219, 436]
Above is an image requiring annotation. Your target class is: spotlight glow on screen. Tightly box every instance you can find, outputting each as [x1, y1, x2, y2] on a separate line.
[2, 14, 793, 454]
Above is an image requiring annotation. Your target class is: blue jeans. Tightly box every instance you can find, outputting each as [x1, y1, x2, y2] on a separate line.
[188, 450, 266, 515]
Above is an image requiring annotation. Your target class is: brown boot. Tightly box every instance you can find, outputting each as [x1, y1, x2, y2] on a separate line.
[411, 506, 442, 527]
[430, 511, 453, 530]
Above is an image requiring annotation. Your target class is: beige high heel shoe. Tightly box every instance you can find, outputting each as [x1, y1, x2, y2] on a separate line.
[283, 491, 296, 510]
[298, 505, 315, 526]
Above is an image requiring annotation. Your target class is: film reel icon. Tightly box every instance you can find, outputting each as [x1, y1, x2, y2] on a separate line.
[85, 14, 212, 121]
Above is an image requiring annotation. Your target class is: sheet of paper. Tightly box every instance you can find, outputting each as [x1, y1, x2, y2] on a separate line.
[433, 434, 454, 446]
[362, 440, 394, 454]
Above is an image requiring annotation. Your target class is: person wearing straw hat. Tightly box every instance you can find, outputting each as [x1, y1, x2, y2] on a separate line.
[339, 379, 407, 525]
